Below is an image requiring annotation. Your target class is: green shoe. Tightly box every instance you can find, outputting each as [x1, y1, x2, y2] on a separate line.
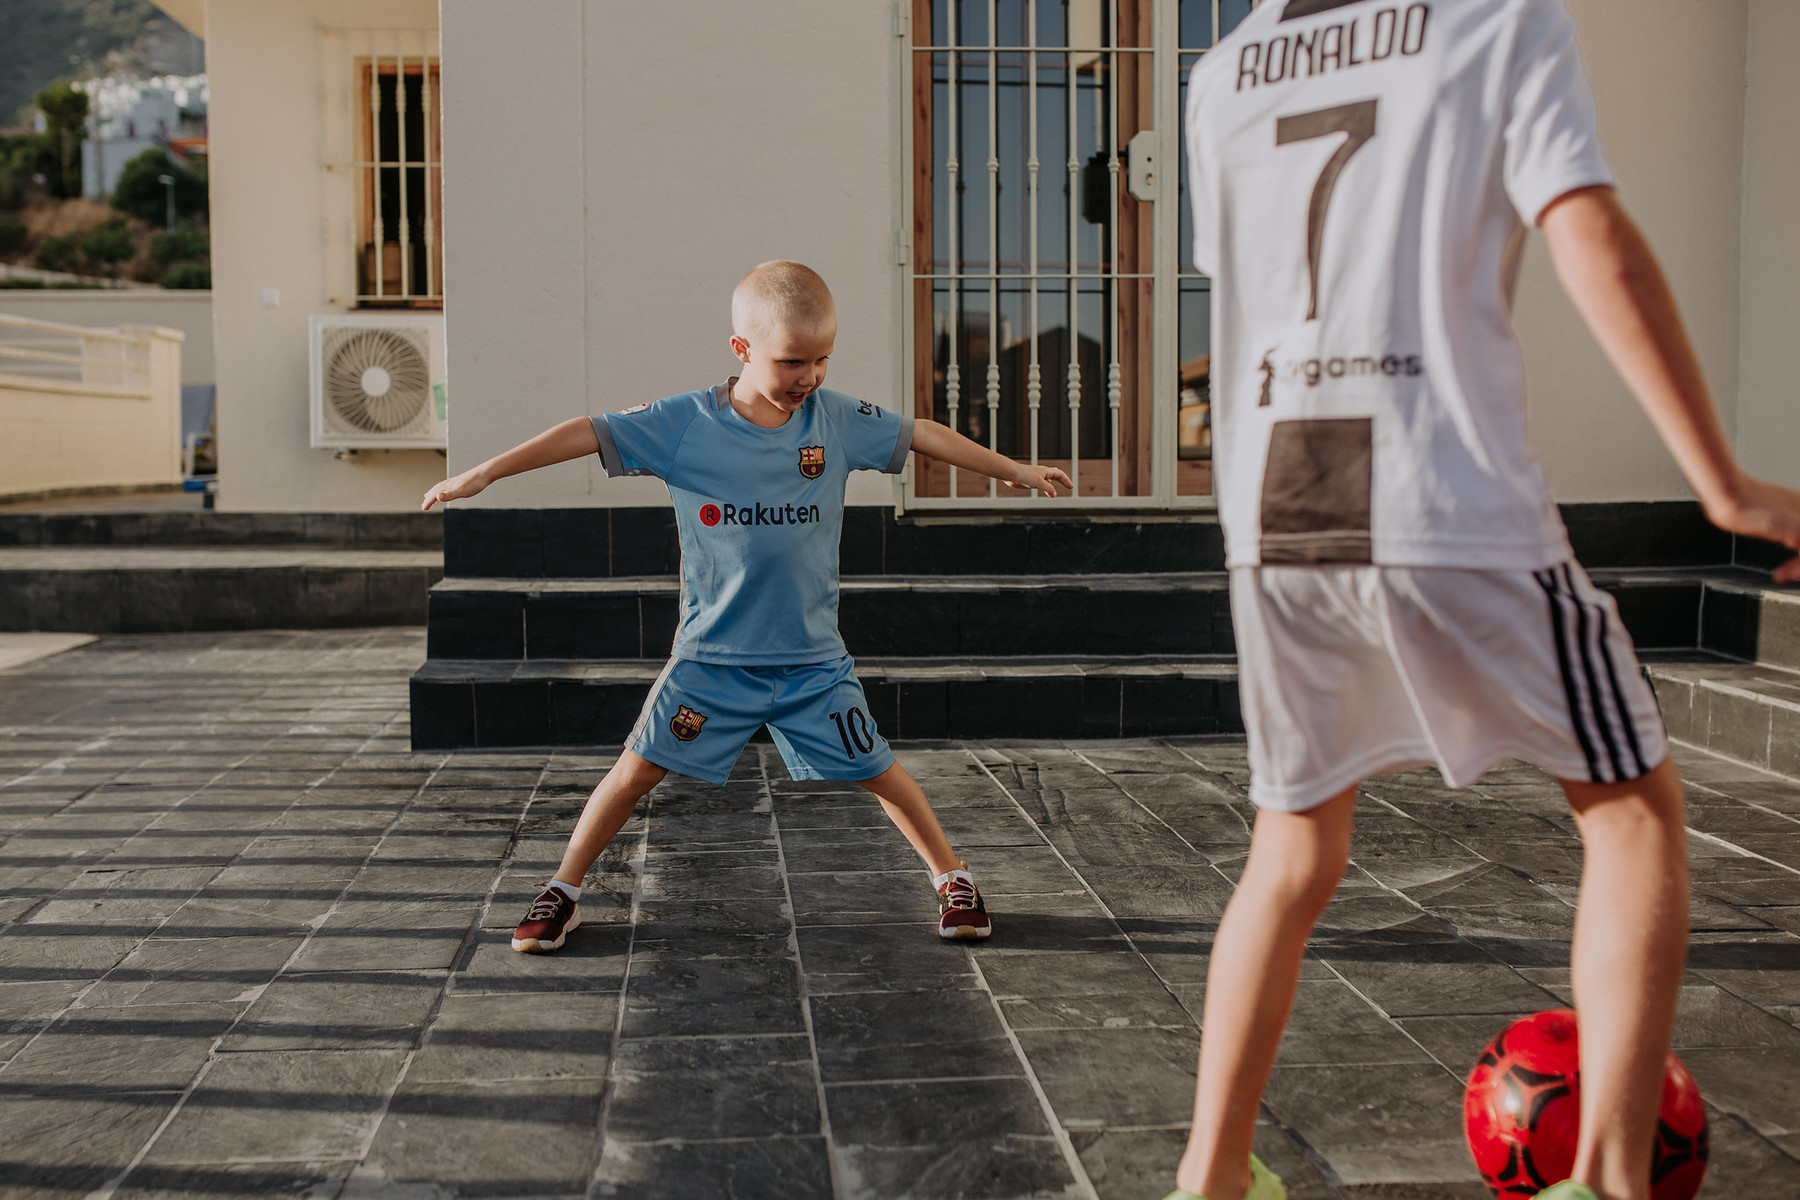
[1532, 1185, 1600, 1200]
[1159, 1153, 1287, 1200]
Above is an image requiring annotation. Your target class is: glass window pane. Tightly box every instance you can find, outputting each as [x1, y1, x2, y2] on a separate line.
[1220, 0, 1254, 38]
[1178, 0, 1212, 49]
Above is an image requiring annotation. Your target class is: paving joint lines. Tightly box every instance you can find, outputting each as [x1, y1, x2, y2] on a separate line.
[582, 767, 651, 1198]
[88, 730, 464, 1200]
[3, 630, 1800, 1198]
[339, 754, 554, 1196]
[769, 783, 851, 1200]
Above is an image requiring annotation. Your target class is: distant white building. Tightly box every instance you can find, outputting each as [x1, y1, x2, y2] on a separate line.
[77, 74, 208, 202]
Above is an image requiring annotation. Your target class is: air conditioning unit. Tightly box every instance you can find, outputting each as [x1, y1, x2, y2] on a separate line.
[309, 313, 447, 449]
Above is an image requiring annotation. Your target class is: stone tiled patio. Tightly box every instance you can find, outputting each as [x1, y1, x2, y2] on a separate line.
[1, 629, 1797, 1199]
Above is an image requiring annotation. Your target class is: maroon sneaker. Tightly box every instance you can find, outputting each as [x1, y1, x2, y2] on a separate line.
[512, 887, 580, 953]
[937, 868, 992, 940]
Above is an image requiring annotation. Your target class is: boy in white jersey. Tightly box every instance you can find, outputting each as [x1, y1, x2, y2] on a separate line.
[1169, 3, 1800, 1200]
[422, 262, 1071, 951]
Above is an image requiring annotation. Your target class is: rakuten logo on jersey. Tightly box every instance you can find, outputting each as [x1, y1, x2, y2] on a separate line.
[700, 502, 823, 528]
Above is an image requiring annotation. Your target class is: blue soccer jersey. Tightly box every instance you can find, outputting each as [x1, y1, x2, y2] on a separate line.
[590, 380, 912, 665]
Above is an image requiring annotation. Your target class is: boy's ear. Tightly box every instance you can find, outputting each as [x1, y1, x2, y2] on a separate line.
[729, 335, 751, 363]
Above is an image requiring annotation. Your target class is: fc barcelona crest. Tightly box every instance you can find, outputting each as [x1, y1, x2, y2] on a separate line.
[670, 705, 707, 742]
[798, 446, 826, 479]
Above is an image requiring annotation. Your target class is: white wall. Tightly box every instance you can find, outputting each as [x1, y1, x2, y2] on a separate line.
[441, 0, 902, 509]
[440, 0, 1778, 512]
[0, 291, 213, 385]
[1736, 0, 1800, 490]
[1515, 0, 1748, 502]
[207, 0, 447, 512]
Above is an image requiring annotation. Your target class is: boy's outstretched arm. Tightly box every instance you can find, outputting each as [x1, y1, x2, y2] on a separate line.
[1542, 186, 1800, 582]
[910, 419, 1074, 497]
[421, 417, 600, 511]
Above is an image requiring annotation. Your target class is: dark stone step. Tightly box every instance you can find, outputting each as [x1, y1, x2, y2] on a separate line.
[1699, 577, 1800, 669]
[425, 568, 1725, 662]
[1649, 659, 1800, 778]
[426, 573, 1236, 660]
[444, 506, 1230, 578]
[420, 650, 1800, 765]
[409, 656, 1242, 749]
[0, 510, 442, 548]
[442, 501, 1774, 579]
[408, 568, 1798, 750]
[0, 547, 443, 633]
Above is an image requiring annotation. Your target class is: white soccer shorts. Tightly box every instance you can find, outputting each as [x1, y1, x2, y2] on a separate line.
[1231, 562, 1668, 812]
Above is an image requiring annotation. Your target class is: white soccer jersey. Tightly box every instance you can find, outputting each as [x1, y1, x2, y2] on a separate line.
[1185, 0, 1614, 568]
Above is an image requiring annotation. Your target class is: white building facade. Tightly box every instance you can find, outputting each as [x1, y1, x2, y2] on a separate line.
[78, 74, 208, 203]
[156, 0, 1799, 515]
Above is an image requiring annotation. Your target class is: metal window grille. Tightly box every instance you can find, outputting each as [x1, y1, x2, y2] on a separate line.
[901, 0, 1250, 510]
[323, 29, 443, 308]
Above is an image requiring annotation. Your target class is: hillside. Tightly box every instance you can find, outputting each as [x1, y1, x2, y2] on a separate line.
[0, 1, 202, 127]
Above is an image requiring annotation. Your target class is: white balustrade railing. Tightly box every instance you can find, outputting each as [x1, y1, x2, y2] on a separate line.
[0, 311, 184, 499]
[0, 312, 151, 395]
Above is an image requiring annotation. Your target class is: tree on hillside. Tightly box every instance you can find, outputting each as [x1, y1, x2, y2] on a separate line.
[113, 146, 205, 224]
[35, 82, 87, 198]
[0, 135, 38, 210]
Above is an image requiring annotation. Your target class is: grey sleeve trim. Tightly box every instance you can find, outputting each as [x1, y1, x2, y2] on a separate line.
[882, 412, 915, 474]
[590, 415, 626, 478]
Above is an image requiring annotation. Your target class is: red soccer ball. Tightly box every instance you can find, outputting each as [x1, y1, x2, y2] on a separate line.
[1463, 1010, 1709, 1200]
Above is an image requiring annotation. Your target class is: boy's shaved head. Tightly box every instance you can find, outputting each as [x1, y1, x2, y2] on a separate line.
[732, 260, 836, 344]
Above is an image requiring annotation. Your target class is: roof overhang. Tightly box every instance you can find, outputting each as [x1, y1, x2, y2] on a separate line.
[150, 0, 205, 37]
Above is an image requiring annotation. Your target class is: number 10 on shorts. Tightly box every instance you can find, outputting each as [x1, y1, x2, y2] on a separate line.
[829, 708, 876, 756]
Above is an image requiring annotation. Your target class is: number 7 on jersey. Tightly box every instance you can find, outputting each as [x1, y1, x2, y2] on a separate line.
[1276, 99, 1378, 321]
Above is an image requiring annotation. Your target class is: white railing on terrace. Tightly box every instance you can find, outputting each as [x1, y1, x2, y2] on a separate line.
[0, 311, 183, 500]
[0, 312, 152, 395]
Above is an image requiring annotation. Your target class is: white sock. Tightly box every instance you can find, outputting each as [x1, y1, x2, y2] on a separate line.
[548, 880, 581, 902]
[932, 868, 972, 891]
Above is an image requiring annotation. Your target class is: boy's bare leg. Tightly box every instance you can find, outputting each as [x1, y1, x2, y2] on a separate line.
[1176, 783, 1359, 1200]
[857, 762, 962, 877]
[551, 749, 668, 888]
[1563, 756, 1689, 1200]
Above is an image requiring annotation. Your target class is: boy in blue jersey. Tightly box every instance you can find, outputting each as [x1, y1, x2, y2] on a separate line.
[423, 261, 1071, 950]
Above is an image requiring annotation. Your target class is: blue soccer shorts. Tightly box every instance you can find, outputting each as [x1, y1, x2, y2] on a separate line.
[626, 655, 895, 785]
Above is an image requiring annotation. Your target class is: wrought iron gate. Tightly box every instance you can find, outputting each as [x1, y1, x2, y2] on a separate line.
[901, 0, 1251, 509]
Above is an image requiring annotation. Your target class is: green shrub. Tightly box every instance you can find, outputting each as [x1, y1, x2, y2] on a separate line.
[81, 219, 135, 271]
[0, 213, 24, 256]
[112, 148, 206, 224]
[0, 133, 60, 209]
[35, 233, 81, 273]
[0, 135, 35, 210]
[149, 223, 208, 266]
[160, 259, 210, 289]
[0, 278, 47, 289]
